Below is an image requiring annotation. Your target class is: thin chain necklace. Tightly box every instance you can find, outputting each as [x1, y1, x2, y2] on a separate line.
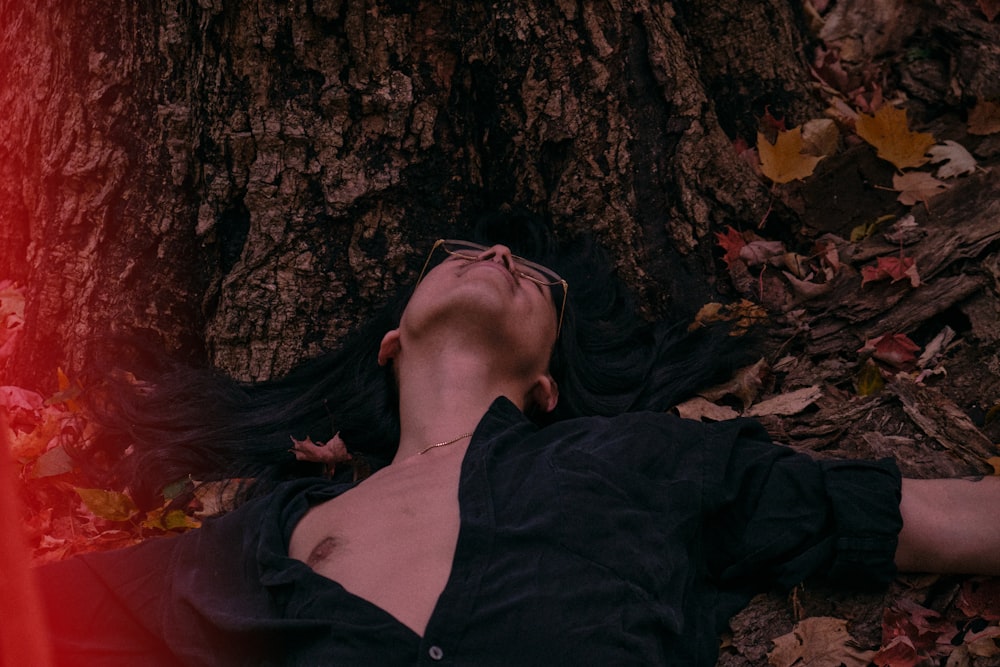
[418, 432, 473, 455]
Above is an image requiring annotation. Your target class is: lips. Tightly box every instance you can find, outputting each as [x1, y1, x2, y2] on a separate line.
[461, 260, 517, 287]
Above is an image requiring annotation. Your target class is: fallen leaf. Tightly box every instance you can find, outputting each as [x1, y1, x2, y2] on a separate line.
[782, 252, 810, 279]
[978, 0, 1000, 21]
[861, 255, 921, 288]
[733, 137, 763, 176]
[746, 385, 822, 417]
[0, 385, 44, 415]
[74, 487, 139, 522]
[768, 617, 875, 667]
[927, 140, 977, 178]
[916, 326, 956, 369]
[716, 226, 746, 268]
[689, 299, 768, 335]
[740, 239, 787, 267]
[968, 100, 1000, 135]
[892, 172, 949, 206]
[880, 599, 955, 656]
[782, 270, 833, 302]
[958, 578, 1000, 621]
[856, 105, 936, 170]
[966, 626, 1000, 657]
[988, 456, 1000, 475]
[672, 397, 740, 422]
[699, 358, 770, 410]
[32, 444, 75, 478]
[290, 433, 352, 473]
[851, 214, 894, 242]
[757, 127, 825, 183]
[802, 118, 840, 156]
[873, 635, 921, 667]
[856, 359, 885, 396]
[859, 333, 922, 367]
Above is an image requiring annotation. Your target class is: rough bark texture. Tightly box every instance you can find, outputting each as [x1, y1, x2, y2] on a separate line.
[3, 0, 1000, 664]
[1, 0, 817, 387]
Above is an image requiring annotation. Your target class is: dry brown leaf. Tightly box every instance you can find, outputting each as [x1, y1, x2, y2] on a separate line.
[745, 385, 822, 417]
[673, 397, 740, 422]
[968, 100, 1000, 135]
[768, 617, 875, 667]
[688, 299, 768, 335]
[782, 270, 833, 302]
[893, 171, 949, 206]
[856, 105, 936, 170]
[757, 127, 825, 183]
[699, 358, 769, 410]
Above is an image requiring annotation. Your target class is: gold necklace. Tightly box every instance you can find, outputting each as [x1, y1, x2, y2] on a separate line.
[418, 432, 473, 455]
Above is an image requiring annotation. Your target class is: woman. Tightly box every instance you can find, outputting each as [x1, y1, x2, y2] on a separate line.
[39, 213, 1000, 665]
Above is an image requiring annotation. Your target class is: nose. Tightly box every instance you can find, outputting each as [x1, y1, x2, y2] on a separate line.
[479, 244, 516, 273]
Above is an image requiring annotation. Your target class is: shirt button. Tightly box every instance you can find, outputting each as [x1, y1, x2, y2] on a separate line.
[428, 645, 445, 660]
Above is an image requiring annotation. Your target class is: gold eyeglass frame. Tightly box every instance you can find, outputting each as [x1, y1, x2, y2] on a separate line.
[416, 239, 568, 336]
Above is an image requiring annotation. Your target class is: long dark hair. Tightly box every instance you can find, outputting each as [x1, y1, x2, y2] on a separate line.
[86, 209, 747, 507]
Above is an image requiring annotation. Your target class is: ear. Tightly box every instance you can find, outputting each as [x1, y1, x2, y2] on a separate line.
[529, 374, 559, 413]
[377, 329, 402, 366]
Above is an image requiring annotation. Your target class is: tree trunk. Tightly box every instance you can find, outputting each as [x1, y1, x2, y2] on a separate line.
[2, 0, 817, 388]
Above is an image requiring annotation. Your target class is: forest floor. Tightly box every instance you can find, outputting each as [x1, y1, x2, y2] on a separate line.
[713, 1, 1000, 665]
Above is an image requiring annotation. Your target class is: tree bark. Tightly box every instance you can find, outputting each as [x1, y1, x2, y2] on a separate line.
[1, 0, 818, 387]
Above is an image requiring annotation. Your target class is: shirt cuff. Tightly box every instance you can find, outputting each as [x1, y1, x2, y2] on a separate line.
[820, 458, 903, 588]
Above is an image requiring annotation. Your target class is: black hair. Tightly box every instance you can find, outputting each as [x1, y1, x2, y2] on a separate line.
[85, 209, 749, 508]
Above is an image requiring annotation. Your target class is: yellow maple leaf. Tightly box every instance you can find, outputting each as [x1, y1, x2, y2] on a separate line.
[855, 105, 936, 170]
[757, 128, 824, 183]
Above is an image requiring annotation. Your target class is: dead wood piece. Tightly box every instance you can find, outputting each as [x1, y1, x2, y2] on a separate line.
[802, 170, 1000, 356]
[760, 393, 894, 453]
[807, 274, 986, 356]
[888, 378, 997, 475]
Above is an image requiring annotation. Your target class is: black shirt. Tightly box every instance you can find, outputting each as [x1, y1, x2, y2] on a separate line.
[40, 398, 902, 665]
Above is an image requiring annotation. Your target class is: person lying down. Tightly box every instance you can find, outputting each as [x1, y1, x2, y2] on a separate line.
[37, 213, 1000, 666]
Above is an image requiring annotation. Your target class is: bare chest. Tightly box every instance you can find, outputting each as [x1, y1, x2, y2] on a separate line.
[288, 463, 462, 636]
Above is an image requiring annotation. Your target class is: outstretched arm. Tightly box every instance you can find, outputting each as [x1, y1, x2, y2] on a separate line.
[896, 476, 1000, 575]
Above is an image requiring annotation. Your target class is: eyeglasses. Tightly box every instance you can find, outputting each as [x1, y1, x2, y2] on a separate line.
[416, 239, 568, 336]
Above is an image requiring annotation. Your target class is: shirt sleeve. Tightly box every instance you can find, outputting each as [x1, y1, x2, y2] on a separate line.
[36, 484, 314, 667]
[699, 418, 903, 592]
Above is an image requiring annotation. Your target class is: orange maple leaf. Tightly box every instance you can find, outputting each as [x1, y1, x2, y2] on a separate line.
[757, 128, 824, 183]
[855, 105, 936, 170]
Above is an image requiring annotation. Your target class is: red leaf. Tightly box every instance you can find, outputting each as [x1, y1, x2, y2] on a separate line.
[859, 333, 922, 367]
[959, 578, 1000, 621]
[861, 255, 920, 288]
[879, 599, 955, 657]
[715, 226, 746, 269]
[873, 635, 920, 667]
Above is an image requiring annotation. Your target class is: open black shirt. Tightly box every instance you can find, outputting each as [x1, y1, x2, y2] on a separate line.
[41, 398, 902, 665]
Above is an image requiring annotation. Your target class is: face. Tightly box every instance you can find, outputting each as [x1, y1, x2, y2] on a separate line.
[398, 242, 562, 374]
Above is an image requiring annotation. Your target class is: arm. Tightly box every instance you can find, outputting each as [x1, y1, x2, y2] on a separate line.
[896, 476, 1000, 575]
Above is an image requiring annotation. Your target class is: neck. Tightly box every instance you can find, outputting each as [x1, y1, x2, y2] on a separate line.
[391, 346, 531, 462]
